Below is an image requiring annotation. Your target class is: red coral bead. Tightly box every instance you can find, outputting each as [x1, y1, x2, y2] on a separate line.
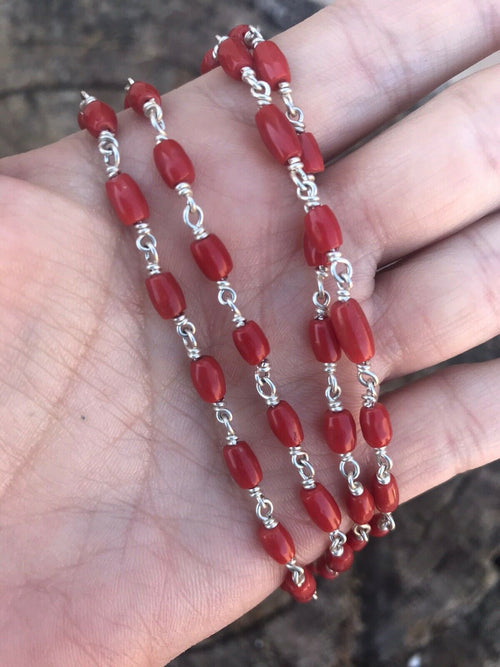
[315, 554, 339, 580]
[105, 173, 149, 226]
[309, 318, 341, 363]
[232, 320, 270, 366]
[372, 474, 399, 513]
[303, 232, 330, 268]
[190, 234, 233, 281]
[267, 401, 304, 447]
[300, 132, 324, 174]
[255, 104, 302, 164]
[145, 272, 186, 319]
[346, 530, 368, 552]
[304, 205, 343, 253]
[218, 37, 253, 80]
[345, 487, 375, 525]
[258, 522, 295, 564]
[200, 48, 219, 74]
[82, 100, 117, 138]
[370, 514, 390, 538]
[253, 40, 291, 90]
[281, 567, 317, 603]
[154, 139, 195, 189]
[360, 403, 393, 448]
[330, 299, 375, 364]
[228, 24, 250, 44]
[190, 356, 226, 403]
[125, 81, 161, 114]
[223, 441, 263, 489]
[326, 543, 354, 573]
[323, 409, 356, 454]
[300, 483, 341, 532]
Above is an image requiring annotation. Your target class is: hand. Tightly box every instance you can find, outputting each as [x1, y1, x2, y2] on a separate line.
[0, 0, 498, 663]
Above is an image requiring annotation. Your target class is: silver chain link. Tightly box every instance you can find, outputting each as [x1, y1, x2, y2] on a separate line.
[212, 401, 238, 445]
[241, 67, 273, 106]
[312, 267, 331, 317]
[324, 363, 343, 411]
[329, 529, 347, 556]
[328, 251, 353, 301]
[173, 314, 201, 360]
[254, 360, 280, 406]
[339, 453, 363, 494]
[97, 130, 121, 179]
[288, 158, 321, 210]
[278, 81, 306, 133]
[289, 447, 316, 489]
[357, 362, 380, 407]
[143, 98, 168, 143]
[217, 280, 246, 327]
[248, 486, 278, 529]
[374, 447, 393, 484]
[134, 222, 161, 274]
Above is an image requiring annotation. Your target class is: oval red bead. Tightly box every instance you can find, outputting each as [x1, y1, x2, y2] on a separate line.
[253, 40, 291, 90]
[315, 554, 339, 580]
[267, 401, 304, 447]
[300, 132, 324, 174]
[360, 403, 393, 448]
[82, 100, 117, 138]
[345, 487, 375, 525]
[309, 318, 341, 363]
[200, 48, 219, 74]
[228, 24, 250, 44]
[304, 205, 342, 253]
[372, 474, 399, 513]
[323, 409, 356, 454]
[346, 530, 368, 552]
[281, 566, 316, 602]
[223, 441, 263, 489]
[190, 356, 226, 403]
[255, 104, 302, 164]
[145, 272, 186, 319]
[218, 36, 253, 80]
[154, 139, 195, 189]
[303, 232, 330, 268]
[370, 514, 390, 538]
[326, 543, 354, 573]
[232, 320, 270, 366]
[190, 234, 232, 281]
[105, 173, 149, 226]
[125, 81, 161, 114]
[330, 299, 375, 364]
[258, 522, 295, 564]
[300, 482, 341, 532]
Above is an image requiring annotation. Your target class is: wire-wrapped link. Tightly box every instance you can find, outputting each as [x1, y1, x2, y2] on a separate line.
[241, 67, 272, 106]
[328, 251, 353, 301]
[329, 529, 347, 555]
[217, 280, 246, 327]
[143, 98, 168, 143]
[374, 447, 394, 485]
[312, 267, 331, 317]
[278, 81, 306, 133]
[289, 447, 316, 489]
[212, 401, 238, 445]
[173, 314, 201, 360]
[377, 513, 396, 532]
[134, 222, 161, 274]
[357, 362, 380, 407]
[254, 360, 280, 406]
[248, 486, 278, 529]
[287, 157, 321, 210]
[324, 363, 343, 411]
[97, 130, 121, 179]
[285, 558, 307, 588]
[339, 453, 363, 494]
[353, 523, 371, 542]
[246, 24, 265, 48]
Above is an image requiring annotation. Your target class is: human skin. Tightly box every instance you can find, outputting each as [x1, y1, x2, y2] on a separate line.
[0, 0, 499, 664]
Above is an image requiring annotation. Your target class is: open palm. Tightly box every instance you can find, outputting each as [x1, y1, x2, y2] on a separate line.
[0, 1, 499, 664]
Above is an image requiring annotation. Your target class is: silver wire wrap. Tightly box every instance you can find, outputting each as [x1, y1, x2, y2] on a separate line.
[329, 529, 347, 556]
[289, 447, 316, 490]
[217, 280, 246, 327]
[285, 558, 307, 588]
[278, 81, 306, 133]
[97, 130, 121, 179]
[357, 362, 380, 407]
[254, 360, 280, 407]
[339, 453, 363, 495]
[287, 157, 321, 211]
[324, 363, 342, 411]
[212, 401, 238, 445]
[374, 447, 394, 485]
[134, 222, 161, 274]
[313, 267, 331, 317]
[174, 182, 207, 240]
[143, 98, 169, 143]
[241, 66, 273, 107]
[327, 251, 353, 301]
[173, 314, 201, 360]
[248, 486, 278, 529]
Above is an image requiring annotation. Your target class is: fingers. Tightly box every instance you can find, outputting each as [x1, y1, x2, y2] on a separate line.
[209, 0, 500, 156]
[382, 358, 500, 504]
[368, 213, 500, 380]
[321, 64, 500, 275]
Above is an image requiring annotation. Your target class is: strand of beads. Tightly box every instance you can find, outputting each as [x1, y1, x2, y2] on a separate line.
[77, 90, 316, 603]
[122, 78, 352, 580]
[204, 25, 398, 567]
